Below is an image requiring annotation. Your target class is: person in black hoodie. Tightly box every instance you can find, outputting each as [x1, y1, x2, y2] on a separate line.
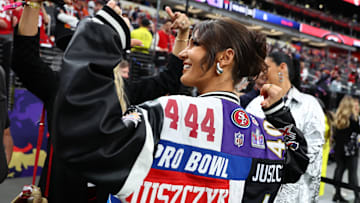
[333, 96, 360, 203]
[12, 1, 190, 202]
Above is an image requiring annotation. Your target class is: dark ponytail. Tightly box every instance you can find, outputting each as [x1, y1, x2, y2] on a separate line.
[247, 30, 268, 78]
[291, 57, 301, 89]
[193, 19, 268, 84]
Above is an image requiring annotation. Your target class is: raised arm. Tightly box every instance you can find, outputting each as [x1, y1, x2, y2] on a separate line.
[167, 6, 190, 57]
[125, 7, 190, 105]
[12, 2, 58, 103]
[18, 3, 40, 35]
[261, 84, 309, 183]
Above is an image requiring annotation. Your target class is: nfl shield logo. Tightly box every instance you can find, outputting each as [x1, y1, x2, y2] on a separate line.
[234, 132, 244, 147]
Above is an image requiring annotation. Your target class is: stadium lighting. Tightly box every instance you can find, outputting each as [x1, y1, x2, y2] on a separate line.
[174, 4, 203, 14]
[300, 38, 310, 43]
[261, 29, 283, 36]
[205, 13, 222, 19]
[245, 25, 263, 31]
[309, 42, 327, 47]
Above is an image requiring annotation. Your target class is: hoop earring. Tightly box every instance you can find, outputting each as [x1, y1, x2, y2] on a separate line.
[278, 72, 284, 83]
[216, 62, 223, 75]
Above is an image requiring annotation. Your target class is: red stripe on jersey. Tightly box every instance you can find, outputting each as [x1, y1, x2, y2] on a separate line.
[127, 169, 230, 203]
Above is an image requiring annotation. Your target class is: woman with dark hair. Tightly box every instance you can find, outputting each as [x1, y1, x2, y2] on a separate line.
[333, 96, 360, 203]
[246, 51, 325, 202]
[51, 7, 308, 202]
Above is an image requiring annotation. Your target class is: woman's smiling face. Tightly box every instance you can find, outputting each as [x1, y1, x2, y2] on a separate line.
[178, 34, 215, 90]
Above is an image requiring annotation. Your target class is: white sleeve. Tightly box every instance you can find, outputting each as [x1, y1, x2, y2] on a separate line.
[245, 96, 265, 118]
[303, 98, 325, 148]
[57, 13, 79, 28]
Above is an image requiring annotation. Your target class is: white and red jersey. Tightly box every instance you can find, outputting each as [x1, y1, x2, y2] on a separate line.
[109, 93, 301, 203]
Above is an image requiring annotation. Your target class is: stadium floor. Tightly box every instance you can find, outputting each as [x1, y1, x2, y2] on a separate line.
[0, 160, 358, 202]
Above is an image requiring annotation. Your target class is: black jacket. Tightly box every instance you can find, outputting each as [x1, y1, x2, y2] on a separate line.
[334, 117, 360, 157]
[12, 6, 183, 202]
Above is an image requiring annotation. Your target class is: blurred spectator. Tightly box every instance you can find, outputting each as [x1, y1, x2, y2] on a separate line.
[74, 0, 89, 19]
[0, 0, 17, 97]
[348, 70, 357, 85]
[316, 68, 331, 107]
[54, 0, 79, 51]
[87, 0, 95, 16]
[93, 0, 105, 15]
[331, 65, 340, 81]
[122, 11, 133, 31]
[333, 96, 360, 203]
[153, 19, 175, 53]
[348, 70, 357, 93]
[300, 60, 309, 82]
[330, 76, 343, 93]
[130, 6, 140, 23]
[131, 18, 152, 54]
[114, 60, 130, 79]
[42, 1, 56, 36]
[152, 19, 174, 69]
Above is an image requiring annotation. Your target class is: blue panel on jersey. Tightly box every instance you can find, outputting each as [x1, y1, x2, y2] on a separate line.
[152, 140, 252, 180]
[107, 195, 121, 203]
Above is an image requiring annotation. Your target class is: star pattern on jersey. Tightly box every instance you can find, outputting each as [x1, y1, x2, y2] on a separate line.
[279, 124, 296, 141]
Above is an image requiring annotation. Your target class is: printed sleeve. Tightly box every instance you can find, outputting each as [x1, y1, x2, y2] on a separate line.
[12, 27, 58, 103]
[263, 99, 309, 183]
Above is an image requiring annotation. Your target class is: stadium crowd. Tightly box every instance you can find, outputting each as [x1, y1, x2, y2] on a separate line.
[242, 0, 360, 39]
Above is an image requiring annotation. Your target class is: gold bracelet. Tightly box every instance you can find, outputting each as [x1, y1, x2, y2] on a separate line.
[25, 1, 41, 9]
[175, 38, 188, 42]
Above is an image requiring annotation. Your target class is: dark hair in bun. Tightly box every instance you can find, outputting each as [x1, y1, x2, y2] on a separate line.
[192, 18, 268, 84]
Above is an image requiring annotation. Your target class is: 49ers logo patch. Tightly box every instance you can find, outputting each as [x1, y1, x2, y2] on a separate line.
[231, 108, 251, 128]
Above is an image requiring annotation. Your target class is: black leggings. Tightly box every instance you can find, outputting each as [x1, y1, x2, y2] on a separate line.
[333, 153, 359, 198]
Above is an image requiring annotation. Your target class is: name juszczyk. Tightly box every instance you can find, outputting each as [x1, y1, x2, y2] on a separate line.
[251, 163, 282, 183]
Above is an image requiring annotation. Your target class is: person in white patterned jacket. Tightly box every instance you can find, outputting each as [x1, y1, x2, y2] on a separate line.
[247, 51, 325, 203]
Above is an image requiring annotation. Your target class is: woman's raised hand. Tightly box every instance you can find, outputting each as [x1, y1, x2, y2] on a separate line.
[260, 84, 283, 108]
[165, 6, 190, 32]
